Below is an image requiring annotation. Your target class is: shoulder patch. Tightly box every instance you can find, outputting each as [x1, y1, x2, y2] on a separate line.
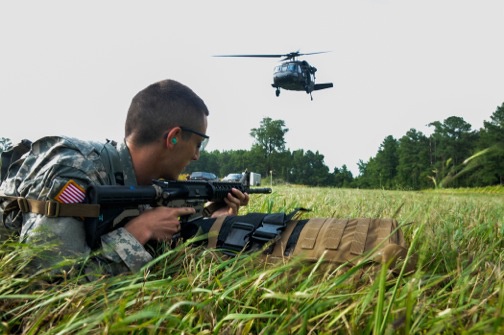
[55, 180, 86, 204]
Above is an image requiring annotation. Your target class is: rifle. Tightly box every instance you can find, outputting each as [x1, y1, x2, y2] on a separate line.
[84, 171, 272, 249]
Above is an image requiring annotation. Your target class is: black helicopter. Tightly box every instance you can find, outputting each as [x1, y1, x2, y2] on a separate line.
[214, 51, 333, 100]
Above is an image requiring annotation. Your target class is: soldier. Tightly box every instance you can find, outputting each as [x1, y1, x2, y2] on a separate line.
[0, 79, 249, 278]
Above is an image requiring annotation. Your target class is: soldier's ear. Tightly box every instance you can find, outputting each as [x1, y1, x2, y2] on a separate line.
[164, 128, 181, 147]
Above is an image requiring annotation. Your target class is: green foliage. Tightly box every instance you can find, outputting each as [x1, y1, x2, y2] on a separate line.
[427, 116, 480, 188]
[1, 187, 503, 334]
[332, 164, 353, 188]
[250, 117, 288, 176]
[396, 129, 431, 189]
[250, 117, 288, 156]
[355, 136, 399, 190]
[471, 103, 504, 186]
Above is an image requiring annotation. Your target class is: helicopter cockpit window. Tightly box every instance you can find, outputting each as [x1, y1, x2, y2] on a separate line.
[281, 65, 288, 72]
[287, 64, 297, 72]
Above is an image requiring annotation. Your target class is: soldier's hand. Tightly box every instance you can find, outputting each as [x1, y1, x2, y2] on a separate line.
[211, 188, 249, 217]
[125, 206, 196, 244]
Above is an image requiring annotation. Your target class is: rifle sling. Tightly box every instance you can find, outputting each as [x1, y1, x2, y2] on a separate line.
[207, 215, 226, 248]
[2, 196, 100, 218]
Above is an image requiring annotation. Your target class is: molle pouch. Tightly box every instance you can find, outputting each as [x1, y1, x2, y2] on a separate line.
[267, 217, 416, 274]
[187, 213, 417, 274]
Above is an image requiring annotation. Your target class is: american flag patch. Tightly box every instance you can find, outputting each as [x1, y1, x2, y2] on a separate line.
[55, 180, 86, 204]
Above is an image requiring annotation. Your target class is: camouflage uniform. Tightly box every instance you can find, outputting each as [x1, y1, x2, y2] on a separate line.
[0, 136, 153, 276]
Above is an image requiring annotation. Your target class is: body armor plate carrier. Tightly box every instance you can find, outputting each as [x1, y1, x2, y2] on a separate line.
[181, 209, 417, 274]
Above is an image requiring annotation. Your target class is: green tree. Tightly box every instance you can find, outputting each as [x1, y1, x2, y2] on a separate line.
[333, 164, 353, 188]
[354, 157, 379, 189]
[396, 129, 431, 189]
[374, 135, 399, 189]
[250, 117, 288, 176]
[428, 116, 477, 187]
[285, 149, 331, 186]
[353, 136, 399, 189]
[271, 149, 292, 183]
[226, 150, 251, 175]
[472, 103, 504, 185]
[246, 146, 269, 177]
[288, 149, 310, 185]
[303, 150, 331, 186]
[183, 151, 220, 176]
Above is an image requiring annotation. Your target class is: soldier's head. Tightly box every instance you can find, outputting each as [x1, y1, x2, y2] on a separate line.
[125, 79, 210, 181]
[125, 79, 209, 146]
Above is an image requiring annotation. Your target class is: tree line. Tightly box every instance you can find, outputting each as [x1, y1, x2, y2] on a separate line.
[0, 103, 502, 189]
[187, 103, 503, 189]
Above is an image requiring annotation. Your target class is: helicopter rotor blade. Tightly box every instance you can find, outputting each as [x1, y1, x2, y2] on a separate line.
[214, 51, 331, 61]
[213, 54, 284, 58]
[296, 51, 331, 57]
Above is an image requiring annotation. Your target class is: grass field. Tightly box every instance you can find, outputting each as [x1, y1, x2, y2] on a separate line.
[1, 186, 503, 334]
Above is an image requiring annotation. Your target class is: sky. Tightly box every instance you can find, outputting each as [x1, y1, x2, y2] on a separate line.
[1, 1, 503, 176]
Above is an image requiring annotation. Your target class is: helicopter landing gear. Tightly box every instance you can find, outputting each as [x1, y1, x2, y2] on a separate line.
[305, 86, 313, 100]
[275, 88, 280, 97]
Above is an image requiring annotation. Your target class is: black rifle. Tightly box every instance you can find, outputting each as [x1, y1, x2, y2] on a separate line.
[84, 172, 272, 249]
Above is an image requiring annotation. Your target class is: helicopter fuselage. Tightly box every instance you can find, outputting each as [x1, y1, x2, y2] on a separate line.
[272, 60, 313, 92]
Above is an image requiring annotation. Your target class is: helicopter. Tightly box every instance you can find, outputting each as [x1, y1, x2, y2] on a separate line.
[214, 51, 333, 100]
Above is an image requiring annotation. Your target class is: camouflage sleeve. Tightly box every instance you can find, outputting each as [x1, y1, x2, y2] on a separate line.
[100, 227, 153, 272]
[20, 213, 152, 277]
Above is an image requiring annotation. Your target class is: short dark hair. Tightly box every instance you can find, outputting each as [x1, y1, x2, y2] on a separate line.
[125, 79, 209, 146]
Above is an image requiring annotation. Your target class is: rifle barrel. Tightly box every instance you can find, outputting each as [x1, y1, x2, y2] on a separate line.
[246, 187, 272, 194]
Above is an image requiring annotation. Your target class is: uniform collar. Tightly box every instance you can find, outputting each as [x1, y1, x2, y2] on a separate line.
[118, 140, 138, 186]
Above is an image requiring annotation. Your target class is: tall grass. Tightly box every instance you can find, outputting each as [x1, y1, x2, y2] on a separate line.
[1, 186, 503, 334]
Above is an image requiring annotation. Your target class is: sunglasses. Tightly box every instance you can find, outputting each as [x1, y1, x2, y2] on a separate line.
[179, 126, 210, 152]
